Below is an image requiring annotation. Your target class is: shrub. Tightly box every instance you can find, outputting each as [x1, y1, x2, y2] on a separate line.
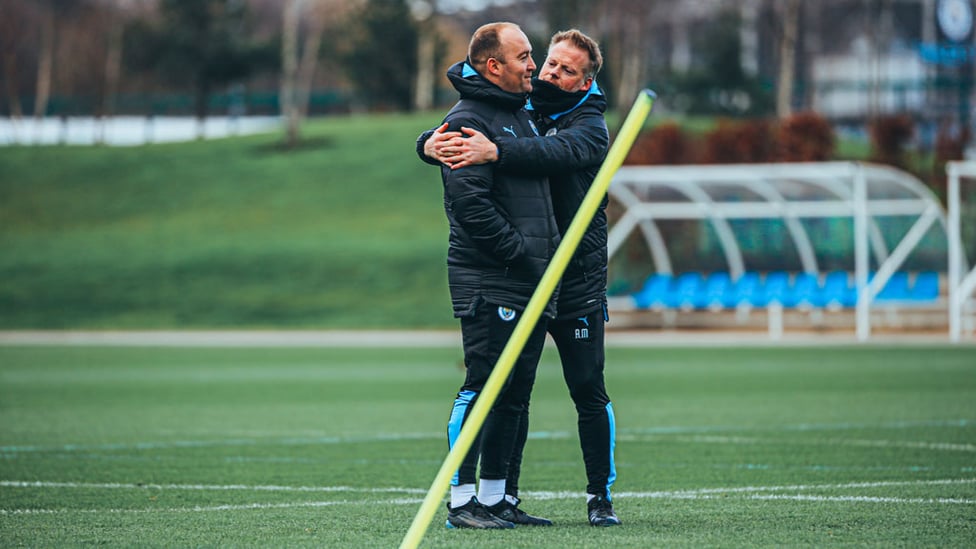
[869, 114, 914, 168]
[777, 111, 835, 161]
[930, 122, 972, 202]
[700, 118, 774, 164]
[624, 122, 693, 165]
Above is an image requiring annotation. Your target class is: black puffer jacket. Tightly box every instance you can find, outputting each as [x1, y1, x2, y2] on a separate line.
[492, 79, 609, 318]
[434, 61, 561, 318]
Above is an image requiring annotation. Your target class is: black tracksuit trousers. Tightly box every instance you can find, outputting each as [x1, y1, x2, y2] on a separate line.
[447, 302, 548, 487]
[506, 305, 617, 499]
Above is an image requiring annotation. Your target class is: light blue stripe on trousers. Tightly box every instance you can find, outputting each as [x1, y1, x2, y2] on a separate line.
[447, 390, 477, 485]
[606, 401, 617, 500]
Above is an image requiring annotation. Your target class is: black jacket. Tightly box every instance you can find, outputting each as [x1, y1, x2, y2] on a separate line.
[493, 80, 609, 317]
[433, 61, 561, 318]
[419, 78, 609, 318]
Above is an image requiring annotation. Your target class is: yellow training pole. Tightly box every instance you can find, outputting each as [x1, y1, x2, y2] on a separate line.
[399, 89, 656, 549]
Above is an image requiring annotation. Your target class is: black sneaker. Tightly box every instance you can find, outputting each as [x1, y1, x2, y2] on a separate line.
[587, 495, 621, 527]
[486, 498, 553, 526]
[446, 497, 516, 529]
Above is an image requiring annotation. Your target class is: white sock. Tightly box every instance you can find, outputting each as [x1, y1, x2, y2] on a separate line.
[586, 493, 597, 503]
[450, 484, 476, 509]
[504, 494, 518, 505]
[477, 478, 506, 506]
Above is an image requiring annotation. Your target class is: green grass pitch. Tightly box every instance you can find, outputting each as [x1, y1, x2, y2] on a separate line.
[1, 343, 974, 547]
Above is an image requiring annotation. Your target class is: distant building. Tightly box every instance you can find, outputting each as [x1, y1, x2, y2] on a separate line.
[639, 0, 972, 149]
[683, 1, 970, 121]
[425, 0, 974, 148]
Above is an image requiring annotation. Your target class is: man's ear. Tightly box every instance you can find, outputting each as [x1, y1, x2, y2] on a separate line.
[580, 77, 593, 92]
[485, 58, 502, 76]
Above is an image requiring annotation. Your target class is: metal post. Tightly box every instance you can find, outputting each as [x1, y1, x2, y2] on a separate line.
[948, 161, 961, 342]
[854, 163, 871, 341]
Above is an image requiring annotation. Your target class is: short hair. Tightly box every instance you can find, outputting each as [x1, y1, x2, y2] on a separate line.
[550, 29, 603, 78]
[468, 22, 521, 73]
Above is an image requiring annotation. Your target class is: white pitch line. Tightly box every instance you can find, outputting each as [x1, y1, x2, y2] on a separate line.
[0, 499, 430, 515]
[0, 480, 427, 494]
[0, 330, 463, 348]
[743, 494, 976, 504]
[0, 433, 447, 453]
[3, 418, 972, 454]
[626, 434, 976, 453]
[619, 418, 974, 436]
[3, 491, 973, 516]
[10, 478, 972, 495]
[833, 438, 976, 452]
[3, 478, 974, 510]
[522, 478, 976, 500]
[627, 477, 976, 496]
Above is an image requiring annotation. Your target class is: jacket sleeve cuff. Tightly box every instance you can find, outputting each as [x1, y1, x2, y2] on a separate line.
[416, 129, 440, 166]
[494, 141, 509, 168]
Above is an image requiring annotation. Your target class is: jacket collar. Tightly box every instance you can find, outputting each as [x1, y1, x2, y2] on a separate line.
[446, 60, 528, 112]
[526, 78, 604, 120]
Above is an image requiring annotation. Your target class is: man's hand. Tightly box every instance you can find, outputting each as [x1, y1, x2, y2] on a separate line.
[425, 125, 499, 170]
[423, 123, 461, 162]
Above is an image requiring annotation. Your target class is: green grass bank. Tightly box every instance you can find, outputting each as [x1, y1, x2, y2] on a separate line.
[1, 113, 458, 329]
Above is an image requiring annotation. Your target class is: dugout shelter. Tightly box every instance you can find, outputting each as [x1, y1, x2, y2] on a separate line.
[606, 161, 970, 340]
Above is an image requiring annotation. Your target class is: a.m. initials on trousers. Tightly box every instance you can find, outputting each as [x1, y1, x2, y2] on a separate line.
[575, 316, 590, 340]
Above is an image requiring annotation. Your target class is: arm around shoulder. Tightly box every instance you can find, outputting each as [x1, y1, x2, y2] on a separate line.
[495, 110, 609, 175]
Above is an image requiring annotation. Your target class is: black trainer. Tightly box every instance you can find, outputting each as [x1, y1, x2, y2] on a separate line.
[587, 495, 621, 527]
[486, 498, 553, 526]
[446, 497, 516, 529]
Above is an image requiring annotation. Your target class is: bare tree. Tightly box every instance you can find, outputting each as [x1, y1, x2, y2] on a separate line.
[55, 1, 126, 142]
[34, 0, 56, 120]
[776, 0, 801, 117]
[281, 0, 359, 146]
[600, 0, 656, 111]
[411, 0, 437, 112]
[0, 0, 34, 119]
[27, 0, 90, 125]
[280, 0, 302, 145]
[295, 1, 330, 119]
[102, 1, 127, 125]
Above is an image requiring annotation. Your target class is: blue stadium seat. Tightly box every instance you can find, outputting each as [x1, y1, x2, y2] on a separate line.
[788, 272, 820, 309]
[631, 270, 939, 312]
[759, 271, 791, 307]
[723, 272, 761, 309]
[876, 272, 910, 302]
[821, 271, 852, 309]
[633, 273, 672, 310]
[671, 272, 703, 310]
[910, 271, 940, 301]
[694, 271, 731, 310]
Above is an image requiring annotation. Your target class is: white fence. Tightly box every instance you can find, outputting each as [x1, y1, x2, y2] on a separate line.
[0, 116, 281, 146]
